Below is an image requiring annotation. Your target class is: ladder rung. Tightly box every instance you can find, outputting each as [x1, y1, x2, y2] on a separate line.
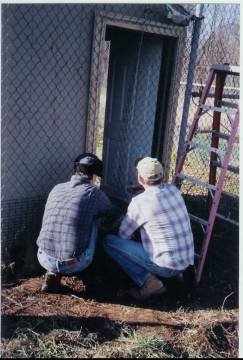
[188, 141, 225, 155]
[212, 160, 239, 174]
[177, 173, 217, 191]
[192, 92, 239, 100]
[211, 64, 240, 75]
[212, 131, 230, 140]
[189, 214, 208, 227]
[206, 187, 239, 200]
[227, 165, 239, 174]
[216, 213, 239, 226]
[200, 104, 236, 115]
[190, 211, 239, 227]
[220, 101, 239, 109]
[196, 129, 214, 134]
[196, 130, 230, 140]
[221, 190, 239, 200]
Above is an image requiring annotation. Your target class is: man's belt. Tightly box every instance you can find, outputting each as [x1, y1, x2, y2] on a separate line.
[62, 258, 78, 266]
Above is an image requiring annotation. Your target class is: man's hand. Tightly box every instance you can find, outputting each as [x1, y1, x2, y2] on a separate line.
[99, 215, 125, 236]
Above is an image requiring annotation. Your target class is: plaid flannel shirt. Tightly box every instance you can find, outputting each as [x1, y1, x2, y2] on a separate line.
[119, 183, 194, 270]
[37, 175, 112, 260]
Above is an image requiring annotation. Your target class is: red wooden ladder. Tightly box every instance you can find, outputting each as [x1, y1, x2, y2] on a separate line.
[173, 63, 239, 284]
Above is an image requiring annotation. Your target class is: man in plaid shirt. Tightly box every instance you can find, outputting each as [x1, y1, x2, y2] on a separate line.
[37, 153, 112, 292]
[104, 157, 194, 300]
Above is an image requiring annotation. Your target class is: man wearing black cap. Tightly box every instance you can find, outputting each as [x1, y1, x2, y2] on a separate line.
[36, 153, 112, 292]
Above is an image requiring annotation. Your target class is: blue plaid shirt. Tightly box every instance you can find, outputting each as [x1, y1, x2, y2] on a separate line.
[37, 175, 112, 260]
[119, 183, 194, 270]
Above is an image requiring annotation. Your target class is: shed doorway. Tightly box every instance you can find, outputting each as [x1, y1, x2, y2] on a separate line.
[97, 25, 176, 201]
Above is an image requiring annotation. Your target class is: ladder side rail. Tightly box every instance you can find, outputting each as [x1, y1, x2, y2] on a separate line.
[196, 109, 239, 283]
[173, 69, 216, 183]
[209, 71, 227, 187]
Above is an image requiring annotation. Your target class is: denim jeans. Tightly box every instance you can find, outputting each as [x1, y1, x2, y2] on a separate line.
[103, 234, 180, 286]
[37, 224, 97, 274]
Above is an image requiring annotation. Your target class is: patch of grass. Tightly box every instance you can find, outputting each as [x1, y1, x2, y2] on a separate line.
[1, 317, 238, 358]
[2, 326, 99, 358]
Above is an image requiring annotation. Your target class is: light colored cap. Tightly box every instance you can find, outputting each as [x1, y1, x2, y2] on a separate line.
[136, 157, 163, 182]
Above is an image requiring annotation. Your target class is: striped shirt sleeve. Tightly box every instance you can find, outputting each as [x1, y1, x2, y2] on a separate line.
[118, 198, 145, 239]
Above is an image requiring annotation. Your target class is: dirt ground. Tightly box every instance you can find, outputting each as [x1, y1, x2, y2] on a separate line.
[1, 272, 239, 357]
[1, 220, 239, 357]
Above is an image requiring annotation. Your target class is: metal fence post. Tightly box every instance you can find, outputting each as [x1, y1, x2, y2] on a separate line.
[177, 4, 204, 161]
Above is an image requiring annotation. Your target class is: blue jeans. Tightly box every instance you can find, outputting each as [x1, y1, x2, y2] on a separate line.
[37, 224, 98, 274]
[103, 235, 180, 286]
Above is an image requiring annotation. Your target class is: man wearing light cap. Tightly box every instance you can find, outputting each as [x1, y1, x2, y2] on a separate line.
[37, 153, 112, 292]
[103, 157, 194, 300]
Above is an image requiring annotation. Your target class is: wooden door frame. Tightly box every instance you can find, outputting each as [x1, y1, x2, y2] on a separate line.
[86, 11, 186, 180]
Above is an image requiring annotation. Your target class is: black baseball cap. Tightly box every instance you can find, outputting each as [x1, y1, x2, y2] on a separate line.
[74, 153, 103, 177]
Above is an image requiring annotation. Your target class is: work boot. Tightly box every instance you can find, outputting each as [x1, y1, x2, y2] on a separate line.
[129, 274, 167, 300]
[41, 272, 61, 293]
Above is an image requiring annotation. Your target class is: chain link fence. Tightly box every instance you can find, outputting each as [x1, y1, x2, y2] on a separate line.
[168, 4, 239, 182]
[176, 4, 239, 231]
[1, 4, 239, 270]
[170, 4, 240, 261]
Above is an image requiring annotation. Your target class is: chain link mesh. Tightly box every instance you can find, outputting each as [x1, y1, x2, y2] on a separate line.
[1, 4, 239, 267]
[165, 4, 239, 235]
[168, 4, 239, 182]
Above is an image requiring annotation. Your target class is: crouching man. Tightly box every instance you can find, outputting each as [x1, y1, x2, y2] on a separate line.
[37, 153, 112, 292]
[103, 157, 194, 300]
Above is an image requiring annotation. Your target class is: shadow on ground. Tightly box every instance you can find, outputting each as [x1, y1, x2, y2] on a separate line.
[1, 314, 124, 341]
